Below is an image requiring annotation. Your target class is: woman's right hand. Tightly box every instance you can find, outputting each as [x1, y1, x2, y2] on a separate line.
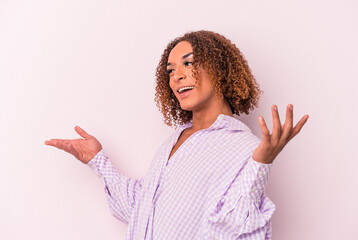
[44, 126, 102, 164]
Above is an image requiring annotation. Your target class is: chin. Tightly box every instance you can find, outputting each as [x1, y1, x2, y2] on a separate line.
[179, 103, 195, 111]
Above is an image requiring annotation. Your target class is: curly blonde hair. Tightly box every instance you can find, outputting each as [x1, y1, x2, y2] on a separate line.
[155, 30, 262, 127]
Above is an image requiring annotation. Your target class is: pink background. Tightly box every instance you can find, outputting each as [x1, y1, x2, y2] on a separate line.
[1, 0, 357, 239]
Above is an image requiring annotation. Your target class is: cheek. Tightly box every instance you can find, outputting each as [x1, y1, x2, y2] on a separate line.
[169, 80, 174, 92]
[197, 79, 214, 95]
[169, 81, 178, 98]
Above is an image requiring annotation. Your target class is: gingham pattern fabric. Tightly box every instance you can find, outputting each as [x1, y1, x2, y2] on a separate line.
[87, 114, 275, 239]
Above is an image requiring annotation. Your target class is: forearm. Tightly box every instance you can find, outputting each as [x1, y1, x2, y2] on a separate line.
[87, 149, 143, 223]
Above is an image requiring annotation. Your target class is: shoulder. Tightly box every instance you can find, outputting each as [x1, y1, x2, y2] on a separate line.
[219, 118, 261, 158]
[230, 128, 260, 145]
[224, 131, 260, 158]
[225, 116, 261, 147]
[151, 124, 185, 157]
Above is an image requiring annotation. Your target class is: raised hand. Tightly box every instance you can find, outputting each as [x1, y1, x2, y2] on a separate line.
[44, 126, 102, 164]
[252, 104, 309, 164]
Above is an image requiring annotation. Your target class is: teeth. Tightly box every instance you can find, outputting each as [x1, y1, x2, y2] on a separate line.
[178, 86, 195, 93]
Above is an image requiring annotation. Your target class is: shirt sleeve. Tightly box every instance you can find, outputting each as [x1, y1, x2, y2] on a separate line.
[207, 156, 275, 239]
[87, 149, 144, 224]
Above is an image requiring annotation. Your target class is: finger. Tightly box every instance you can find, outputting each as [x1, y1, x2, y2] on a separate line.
[67, 142, 80, 159]
[75, 126, 91, 139]
[45, 139, 70, 152]
[258, 116, 271, 143]
[271, 105, 282, 142]
[44, 139, 64, 146]
[280, 104, 294, 142]
[56, 141, 72, 153]
[287, 115, 309, 142]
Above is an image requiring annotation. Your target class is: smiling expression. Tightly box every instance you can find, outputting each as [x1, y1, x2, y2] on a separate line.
[167, 41, 218, 112]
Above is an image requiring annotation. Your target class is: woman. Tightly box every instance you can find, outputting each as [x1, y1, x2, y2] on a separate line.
[45, 30, 308, 239]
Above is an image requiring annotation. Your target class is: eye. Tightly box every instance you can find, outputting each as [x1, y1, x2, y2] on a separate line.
[166, 61, 192, 76]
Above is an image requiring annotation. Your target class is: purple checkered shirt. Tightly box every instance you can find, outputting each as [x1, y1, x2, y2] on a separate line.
[87, 114, 275, 239]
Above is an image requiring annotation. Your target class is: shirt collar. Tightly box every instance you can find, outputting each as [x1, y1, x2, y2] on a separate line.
[177, 113, 251, 132]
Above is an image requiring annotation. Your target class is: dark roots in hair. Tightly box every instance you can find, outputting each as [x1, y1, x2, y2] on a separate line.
[154, 30, 263, 128]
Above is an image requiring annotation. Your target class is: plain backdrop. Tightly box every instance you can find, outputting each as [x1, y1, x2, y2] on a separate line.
[1, 0, 357, 239]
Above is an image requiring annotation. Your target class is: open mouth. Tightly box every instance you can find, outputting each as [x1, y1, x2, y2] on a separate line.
[177, 86, 195, 98]
[177, 86, 195, 94]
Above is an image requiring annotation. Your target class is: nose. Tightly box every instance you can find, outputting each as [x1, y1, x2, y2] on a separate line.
[172, 65, 186, 82]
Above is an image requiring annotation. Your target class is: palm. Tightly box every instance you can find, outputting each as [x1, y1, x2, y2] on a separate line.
[45, 126, 102, 164]
[252, 104, 309, 164]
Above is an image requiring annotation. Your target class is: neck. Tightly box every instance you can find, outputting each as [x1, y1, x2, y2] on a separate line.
[190, 96, 233, 131]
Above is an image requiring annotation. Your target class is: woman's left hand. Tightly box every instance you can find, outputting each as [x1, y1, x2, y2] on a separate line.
[252, 104, 309, 164]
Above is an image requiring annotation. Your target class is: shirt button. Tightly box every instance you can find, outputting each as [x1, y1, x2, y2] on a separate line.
[251, 187, 257, 193]
[221, 116, 225, 120]
[188, 141, 192, 146]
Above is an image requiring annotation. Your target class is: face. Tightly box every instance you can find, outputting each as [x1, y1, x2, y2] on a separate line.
[167, 41, 217, 112]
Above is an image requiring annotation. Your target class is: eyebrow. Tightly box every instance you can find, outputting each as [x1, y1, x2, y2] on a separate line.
[167, 52, 193, 67]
